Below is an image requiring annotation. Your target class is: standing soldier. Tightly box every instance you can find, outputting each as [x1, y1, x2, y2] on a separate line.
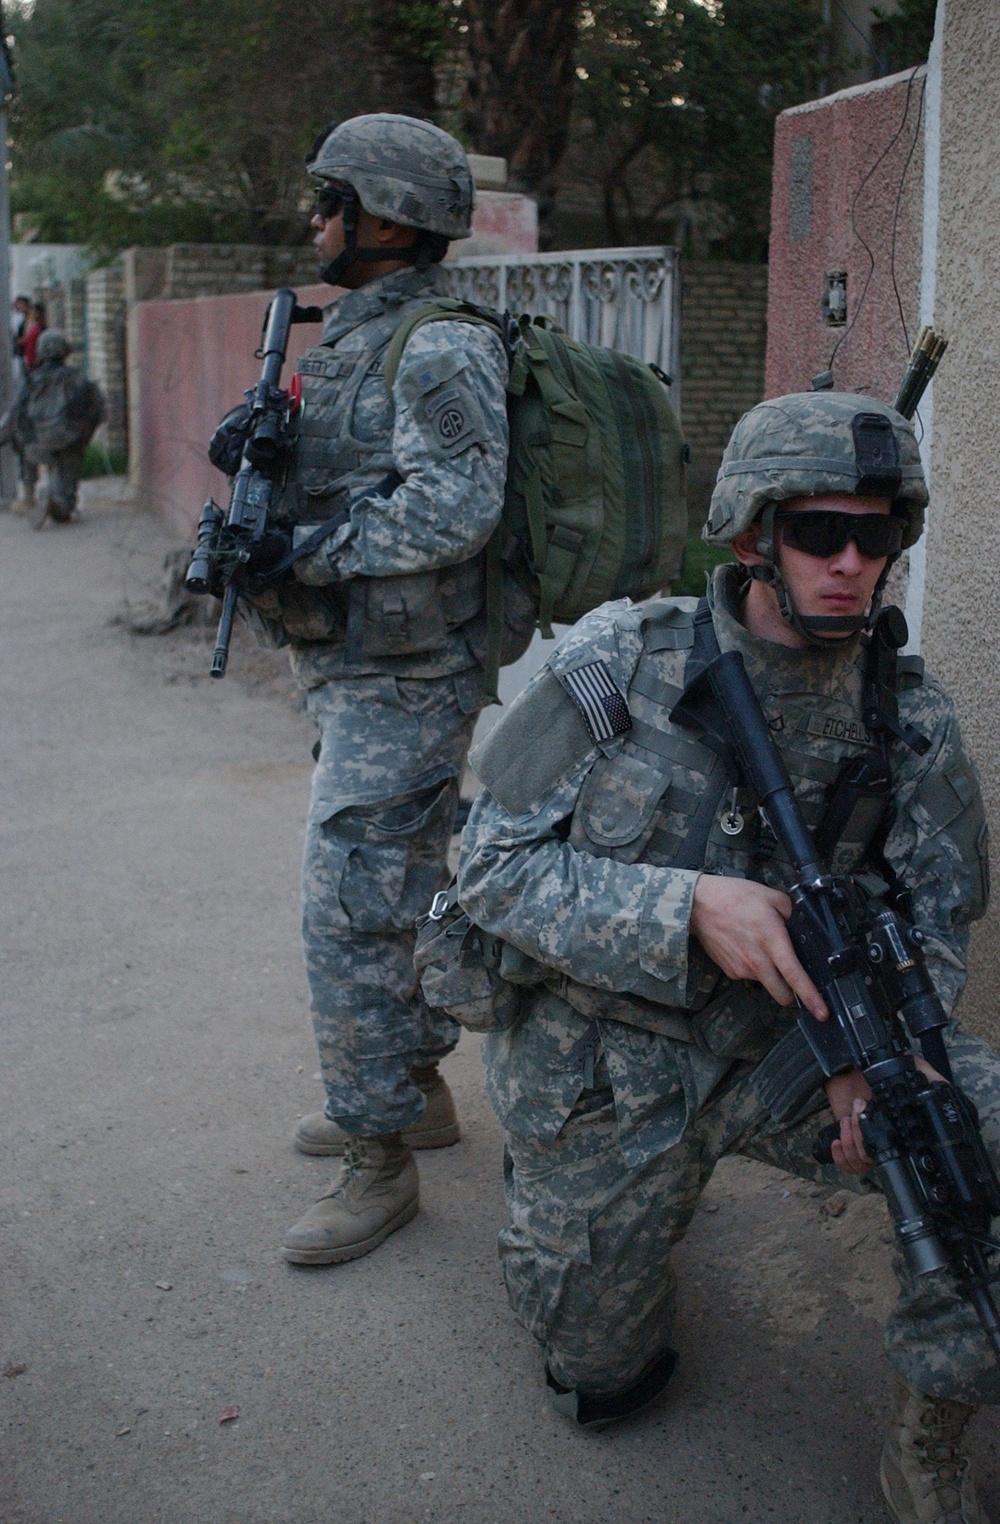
[0, 329, 105, 526]
[456, 392, 998, 1522]
[222, 114, 532, 1266]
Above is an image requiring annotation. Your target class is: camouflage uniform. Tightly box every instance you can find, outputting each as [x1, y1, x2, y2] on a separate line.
[458, 564, 999, 1405]
[2, 331, 104, 522]
[256, 263, 523, 1137]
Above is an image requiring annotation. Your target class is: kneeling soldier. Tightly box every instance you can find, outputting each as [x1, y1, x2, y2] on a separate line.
[457, 391, 998, 1522]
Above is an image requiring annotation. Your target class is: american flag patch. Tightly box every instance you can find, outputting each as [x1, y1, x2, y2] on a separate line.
[562, 661, 632, 742]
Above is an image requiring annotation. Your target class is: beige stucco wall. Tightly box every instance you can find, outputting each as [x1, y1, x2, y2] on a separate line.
[920, 0, 1000, 1046]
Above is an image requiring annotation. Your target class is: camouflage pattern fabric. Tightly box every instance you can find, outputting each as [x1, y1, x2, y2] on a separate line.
[44, 447, 86, 520]
[303, 671, 477, 1134]
[247, 264, 512, 1138]
[271, 265, 513, 689]
[309, 115, 474, 240]
[485, 1002, 1000, 1404]
[459, 565, 996, 1402]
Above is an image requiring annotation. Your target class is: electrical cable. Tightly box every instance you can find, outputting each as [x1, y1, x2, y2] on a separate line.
[827, 64, 923, 374]
[889, 72, 926, 357]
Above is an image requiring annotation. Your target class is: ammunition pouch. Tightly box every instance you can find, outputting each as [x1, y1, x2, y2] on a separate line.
[414, 884, 532, 1034]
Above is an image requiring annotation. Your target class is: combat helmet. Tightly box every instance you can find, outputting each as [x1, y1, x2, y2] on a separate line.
[35, 329, 72, 362]
[704, 390, 928, 642]
[306, 113, 474, 287]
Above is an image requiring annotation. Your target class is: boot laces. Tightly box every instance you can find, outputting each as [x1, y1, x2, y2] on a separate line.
[341, 1137, 371, 1174]
[320, 1137, 374, 1198]
[912, 1398, 972, 1495]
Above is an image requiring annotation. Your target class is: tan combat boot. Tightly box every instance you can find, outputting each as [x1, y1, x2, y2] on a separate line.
[12, 480, 35, 514]
[292, 1062, 459, 1155]
[281, 1133, 418, 1265]
[880, 1374, 987, 1523]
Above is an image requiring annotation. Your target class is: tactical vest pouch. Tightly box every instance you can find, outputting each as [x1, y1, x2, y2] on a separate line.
[687, 978, 784, 1061]
[571, 751, 670, 862]
[351, 571, 450, 659]
[414, 884, 537, 1034]
[245, 580, 347, 645]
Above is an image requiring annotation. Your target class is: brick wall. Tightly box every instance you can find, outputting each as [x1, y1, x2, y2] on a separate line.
[36, 277, 87, 359]
[161, 244, 320, 301]
[679, 260, 769, 530]
[85, 263, 127, 457]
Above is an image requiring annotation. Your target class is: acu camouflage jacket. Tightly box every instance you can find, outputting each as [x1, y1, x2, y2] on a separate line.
[458, 565, 989, 1160]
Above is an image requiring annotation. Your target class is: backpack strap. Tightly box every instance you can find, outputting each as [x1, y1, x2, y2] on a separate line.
[383, 298, 505, 389]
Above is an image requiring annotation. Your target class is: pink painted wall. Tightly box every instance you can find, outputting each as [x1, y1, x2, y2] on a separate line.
[130, 283, 331, 542]
[765, 68, 925, 404]
[132, 191, 538, 540]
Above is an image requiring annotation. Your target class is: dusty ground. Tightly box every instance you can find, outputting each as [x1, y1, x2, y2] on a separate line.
[1, 484, 997, 1524]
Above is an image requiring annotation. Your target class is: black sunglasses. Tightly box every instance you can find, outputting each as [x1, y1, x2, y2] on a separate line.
[313, 184, 348, 221]
[775, 510, 904, 561]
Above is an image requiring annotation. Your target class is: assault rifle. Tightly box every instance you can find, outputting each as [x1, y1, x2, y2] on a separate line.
[674, 650, 1000, 1362]
[185, 288, 322, 678]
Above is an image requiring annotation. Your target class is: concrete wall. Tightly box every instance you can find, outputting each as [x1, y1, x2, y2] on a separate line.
[917, 0, 1000, 1045]
[764, 3, 1000, 1047]
[129, 188, 542, 539]
[86, 263, 128, 458]
[129, 283, 331, 542]
[766, 67, 925, 405]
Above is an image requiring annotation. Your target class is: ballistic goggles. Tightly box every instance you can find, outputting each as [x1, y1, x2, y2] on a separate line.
[313, 183, 352, 221]
[775, 510, 905, 561]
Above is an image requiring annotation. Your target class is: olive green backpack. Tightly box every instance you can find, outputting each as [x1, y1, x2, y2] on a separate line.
[384, 299, 688, 693]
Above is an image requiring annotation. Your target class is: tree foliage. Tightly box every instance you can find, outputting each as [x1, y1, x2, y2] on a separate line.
[9, 0, 373, 247]
[872, 0, 938, 73]
[371, 0, 449, 122]
[569, 0, 826, 258]
[9, 0, 832, 260]
[459, 0, 582, 245]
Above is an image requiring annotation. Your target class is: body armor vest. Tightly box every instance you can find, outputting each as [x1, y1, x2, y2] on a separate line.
[556, 597, 913, 1058]
[250, 274, 487, 655]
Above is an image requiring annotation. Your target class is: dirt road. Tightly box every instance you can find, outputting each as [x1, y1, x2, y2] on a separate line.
[1, 487, 996, 1524]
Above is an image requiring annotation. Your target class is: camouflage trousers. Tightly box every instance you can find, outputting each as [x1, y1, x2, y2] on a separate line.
[301, 671, 477, 1137]
[26, 447, 85, 520]
[485, 1004, 1000, 1405]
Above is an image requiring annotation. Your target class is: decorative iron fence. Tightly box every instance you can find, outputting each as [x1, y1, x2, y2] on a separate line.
[442, 246, 681, 404]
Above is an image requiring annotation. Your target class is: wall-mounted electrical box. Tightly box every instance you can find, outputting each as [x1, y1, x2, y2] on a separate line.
[822, 272, 848, 326]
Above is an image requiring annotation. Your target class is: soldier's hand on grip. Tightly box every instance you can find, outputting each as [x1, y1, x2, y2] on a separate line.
[690, 874, 828, 1021]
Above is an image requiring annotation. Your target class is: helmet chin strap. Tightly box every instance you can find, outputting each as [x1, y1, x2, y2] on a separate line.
[752, 502, 893, 647]
[318, 185, 427, 287]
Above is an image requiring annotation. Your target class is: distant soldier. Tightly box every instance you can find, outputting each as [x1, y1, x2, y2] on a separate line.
[0, 330, 106, 526]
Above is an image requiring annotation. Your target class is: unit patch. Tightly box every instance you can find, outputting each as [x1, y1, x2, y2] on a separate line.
[426, 387, 475, 451]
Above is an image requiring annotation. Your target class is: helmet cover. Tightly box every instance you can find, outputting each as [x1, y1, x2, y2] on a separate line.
[309, 113, 474, 240]
[36, 329, 72, 362]
[704, 391, 927, 550]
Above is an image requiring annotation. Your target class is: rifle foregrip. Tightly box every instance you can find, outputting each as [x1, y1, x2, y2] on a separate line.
[813, 1121, 840, 1165]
